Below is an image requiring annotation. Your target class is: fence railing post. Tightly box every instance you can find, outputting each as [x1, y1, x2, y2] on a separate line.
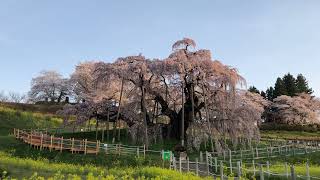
[220, 161, 224, 180]
[196, 158, 199, 176]
[84, 139, 87, 155]
[60, 137, 63, 152]
[259, 164, 264, 180]
[306, 161, 310, 180]
[96, 140, 99, 155]
[285, 162, 289, 178]
[252, 160, 256, 176]
[50, 135, 53, 151]
[266, 161, 270, 178]
[40, 133, 43, 151]
[179, 157, 182, 172]
[71, 138, 74, 154]
[214, 157, 218, 173]
[229, 150, 232, 174]
[187, 157, 190, 172]
[237, 161, 241, 178]
[137, 147, 140, 157]
[200, 151, 203, 162]
[143, 145, 146, 158]
[206, 151, 209, 175]
[290, 165, 296, 180]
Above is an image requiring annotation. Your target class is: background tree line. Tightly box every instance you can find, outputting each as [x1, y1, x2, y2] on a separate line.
[249, 73, 313, 101]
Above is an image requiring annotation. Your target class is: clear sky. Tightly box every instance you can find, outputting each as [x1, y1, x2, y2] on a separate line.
[0, 0, 319, 96]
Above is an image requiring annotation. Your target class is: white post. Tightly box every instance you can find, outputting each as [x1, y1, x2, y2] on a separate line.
[196, 158, 199, 176]
[259, 164, 264, 180]
[220, 161, 224, 180]
[179, 157, 182, 172]
[306, 161, 310, 180]
[290, 165, 296, 180]
[187, 157, 190, 172]
[237, 161, 241, 178]
[285, 162, 289, 178]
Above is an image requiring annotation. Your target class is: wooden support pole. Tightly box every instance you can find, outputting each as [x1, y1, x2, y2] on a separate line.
[143, 145, 146, 158]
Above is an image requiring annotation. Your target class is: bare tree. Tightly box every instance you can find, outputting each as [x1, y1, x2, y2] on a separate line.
[0, 91, 9, 102]
[8, 91, 26, 103]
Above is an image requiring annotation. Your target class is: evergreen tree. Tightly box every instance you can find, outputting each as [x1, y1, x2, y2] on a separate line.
[274, 77, 287, 97]
[282, 73, 297, 97]
[260, 91, 266, 98]
[266, 87, 275, 101]
[296, 74, 313, 94]
[248, 86, 260, 94]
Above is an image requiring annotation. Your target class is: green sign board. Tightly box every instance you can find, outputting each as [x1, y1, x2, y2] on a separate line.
[162, 151, 171, 161]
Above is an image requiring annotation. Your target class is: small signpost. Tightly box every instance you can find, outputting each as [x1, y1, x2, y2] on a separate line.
[162, 151, 171, 168]
[162, 151, 171, 160]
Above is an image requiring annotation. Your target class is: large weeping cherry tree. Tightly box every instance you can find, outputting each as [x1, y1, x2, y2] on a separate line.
[61, 38, 267, 152]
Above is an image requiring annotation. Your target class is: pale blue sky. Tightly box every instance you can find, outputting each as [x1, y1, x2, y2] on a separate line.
[0, 0, 319, 96]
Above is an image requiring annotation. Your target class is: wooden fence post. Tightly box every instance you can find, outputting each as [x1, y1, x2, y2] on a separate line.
[214, 157, 218, 173]
[252, 160, 256, 176]
[40, 133, 43, 151]
[306, 161, 310, 180]
[285, 162, 289, 178]
[200, 151, 203, 162]
[71, 138, 74, 154]
[220, 161, 224, 180]
[266, 161, 270, 178]
[96, 140, 99, 155]
[143, 145, 146, 158]
[50, 135, 53, 151]
[137, 147, 140, 157]
[255, 147, 259, 158]
[60, 137, 63, 152]
[237, 161, 241, 178]
[229, 150, 232, 174]
[196, 158, 199, 176]
[179, 157, 182, 173]
[259, 164, 264, 180]
[206, 151, 209, 175]
[17, 129, 20, 139]
[187, 157, 190, 172]
[290, 165, 296, 180]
